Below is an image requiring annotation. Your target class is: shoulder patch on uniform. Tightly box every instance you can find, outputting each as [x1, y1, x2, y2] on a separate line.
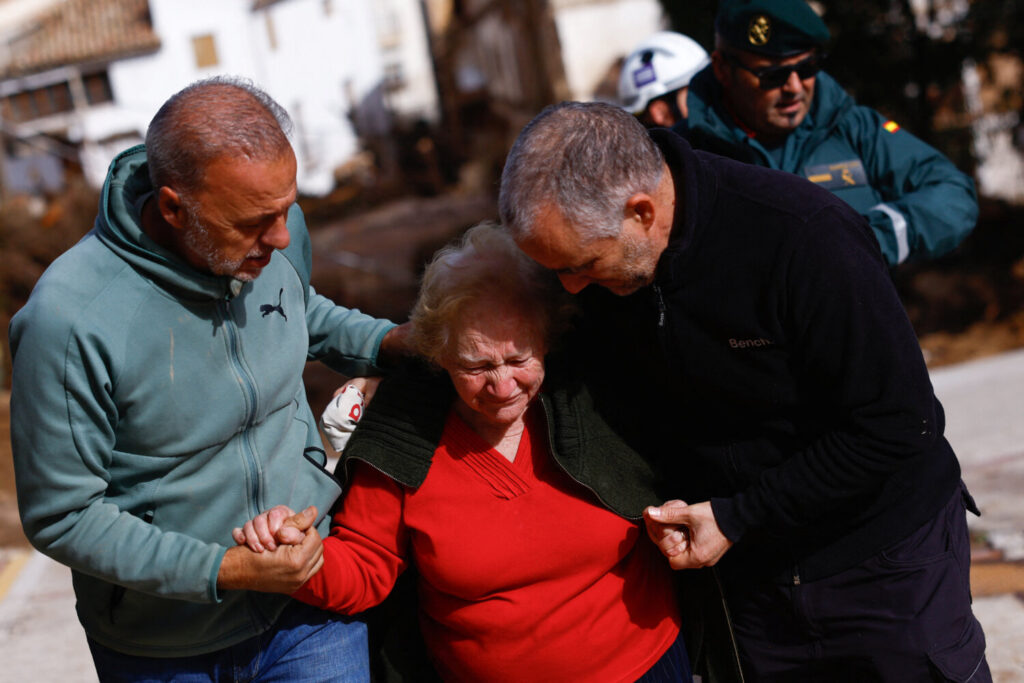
[883, 120, 900, 133]
[804, 159, 868, 189]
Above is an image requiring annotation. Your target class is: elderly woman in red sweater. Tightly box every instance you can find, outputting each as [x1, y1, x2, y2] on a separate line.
[235, 223, 690, 682]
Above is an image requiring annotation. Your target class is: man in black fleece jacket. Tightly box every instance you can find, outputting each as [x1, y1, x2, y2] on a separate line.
[499, 101, 990, 681]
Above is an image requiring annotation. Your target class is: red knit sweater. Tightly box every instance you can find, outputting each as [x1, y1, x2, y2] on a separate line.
[293, 406, 681, 682]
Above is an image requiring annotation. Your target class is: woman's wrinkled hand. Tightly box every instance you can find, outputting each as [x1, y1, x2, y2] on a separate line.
[231, 504, 307, 552]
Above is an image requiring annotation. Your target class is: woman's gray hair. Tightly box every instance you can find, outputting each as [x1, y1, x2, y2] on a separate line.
[410, 222, 574, 365]
[498, 101, 664, 243]
[145, 76, 294, 195]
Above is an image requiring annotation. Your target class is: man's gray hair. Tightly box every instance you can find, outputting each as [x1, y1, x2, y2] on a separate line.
[498, 101, 664, 242]
[145, 76, 294, 194]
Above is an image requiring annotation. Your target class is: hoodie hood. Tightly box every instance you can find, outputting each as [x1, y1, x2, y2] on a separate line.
[95, 144, 239, 301]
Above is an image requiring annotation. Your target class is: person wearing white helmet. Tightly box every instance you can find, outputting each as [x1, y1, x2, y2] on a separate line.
[618, 30, 710, 128]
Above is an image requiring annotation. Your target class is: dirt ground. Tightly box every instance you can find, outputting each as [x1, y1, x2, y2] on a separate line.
[894, 197, 1024, 367]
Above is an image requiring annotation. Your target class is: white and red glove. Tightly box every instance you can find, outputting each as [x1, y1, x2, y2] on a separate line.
[320, 384, 365, 452]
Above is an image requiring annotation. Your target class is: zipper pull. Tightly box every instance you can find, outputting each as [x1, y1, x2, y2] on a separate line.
[653, 284, 667, 328]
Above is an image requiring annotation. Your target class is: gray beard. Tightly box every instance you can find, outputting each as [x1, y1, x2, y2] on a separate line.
[180, 200, 251, 280]
[621, 232, 658, 289]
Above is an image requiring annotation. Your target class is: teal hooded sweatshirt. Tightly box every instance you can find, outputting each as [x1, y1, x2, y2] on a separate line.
[9, 145, 395, 657]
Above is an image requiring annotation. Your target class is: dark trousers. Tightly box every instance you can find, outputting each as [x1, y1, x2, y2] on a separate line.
[725, 483, 990, 682]
[635, 629, 693, 682]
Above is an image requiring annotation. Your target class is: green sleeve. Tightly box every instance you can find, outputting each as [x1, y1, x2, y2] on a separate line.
[845, 106, 978, 265]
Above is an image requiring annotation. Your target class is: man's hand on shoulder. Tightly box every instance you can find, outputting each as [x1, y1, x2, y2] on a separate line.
[377, 321, 415, 368]
[644, 500, 733, 570]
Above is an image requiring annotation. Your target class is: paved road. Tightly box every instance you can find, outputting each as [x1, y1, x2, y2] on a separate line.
[2, 350, 1023, 682]
[931, 348, 1024, 682]
[934, 348, 1024, 561]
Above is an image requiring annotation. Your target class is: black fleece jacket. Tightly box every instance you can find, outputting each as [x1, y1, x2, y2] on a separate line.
[571, 129, 962, 583]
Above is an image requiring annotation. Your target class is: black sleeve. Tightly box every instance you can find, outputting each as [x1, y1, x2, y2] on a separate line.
[711, 204, 943, 540]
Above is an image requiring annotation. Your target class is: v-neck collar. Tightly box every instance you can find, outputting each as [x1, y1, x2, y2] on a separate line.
[442, 405, 541, 499]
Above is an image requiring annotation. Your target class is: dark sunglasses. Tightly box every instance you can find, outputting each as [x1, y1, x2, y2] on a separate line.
[724, 52, 824, 90]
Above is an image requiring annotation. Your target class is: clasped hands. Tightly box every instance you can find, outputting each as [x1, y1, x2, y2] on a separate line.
[217, 505, 322, 594]
[642, 500, 733, 570]
[218, 378, 381, 594]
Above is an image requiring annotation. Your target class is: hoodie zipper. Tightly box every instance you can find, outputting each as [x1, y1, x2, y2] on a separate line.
[653, 283, 667, 328]
[652, 283, 685, 383]
[218, 298, 263, 514]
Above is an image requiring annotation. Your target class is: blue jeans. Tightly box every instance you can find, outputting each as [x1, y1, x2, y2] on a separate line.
[87, 601, 369, 682]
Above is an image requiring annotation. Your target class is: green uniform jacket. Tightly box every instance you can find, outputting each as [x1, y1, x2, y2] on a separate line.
[8, 144, 395, 657]
[685, 68, 978, 265]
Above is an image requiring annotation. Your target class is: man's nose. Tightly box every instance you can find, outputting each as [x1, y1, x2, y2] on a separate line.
[558, 273, 589, 294]
[781, 69, 807, 94]
[261, 215, 291, 251]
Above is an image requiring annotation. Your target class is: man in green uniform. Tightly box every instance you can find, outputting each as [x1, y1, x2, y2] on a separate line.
[683, 0, 978, 266]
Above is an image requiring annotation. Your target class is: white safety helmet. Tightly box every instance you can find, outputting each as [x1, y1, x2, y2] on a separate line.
[618, 31, 711, 115]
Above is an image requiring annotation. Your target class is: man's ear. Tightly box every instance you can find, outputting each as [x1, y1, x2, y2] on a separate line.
[676, 87, 690, 120]
[711, 50, 731, 86]
[156, 186, 186, 230]
[647, 100, 674, 127]
[625, 193, 657, 232]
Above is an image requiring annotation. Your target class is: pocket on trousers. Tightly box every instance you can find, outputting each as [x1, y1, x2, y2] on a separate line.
[928, 616, 987, 681]
[878, 498, 954, 569]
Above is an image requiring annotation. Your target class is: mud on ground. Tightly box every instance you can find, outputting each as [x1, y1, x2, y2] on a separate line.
[896, 197, 1024, 367]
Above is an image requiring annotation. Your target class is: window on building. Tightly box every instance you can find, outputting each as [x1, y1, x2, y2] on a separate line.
[1, 81, 75, 123]
[83, 72, 113, 106]
[14, 91, 36, 121]
[31, 88, 51, 117]
[192, 34, 220, 68]
[49, 82, 73, 112]
[0, 94, 23, 122]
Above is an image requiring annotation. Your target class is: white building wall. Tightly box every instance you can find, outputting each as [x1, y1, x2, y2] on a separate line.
[87, 0, 261, 186]
[131, 0, 257, 97]
[44, 0, 439, 195]
[471, 13, 523, 104]
[370, 0, 439, 123]
[552, 0, 664, 102]
[962, 59, 1024, 204]
[253, 0, 383, 195]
